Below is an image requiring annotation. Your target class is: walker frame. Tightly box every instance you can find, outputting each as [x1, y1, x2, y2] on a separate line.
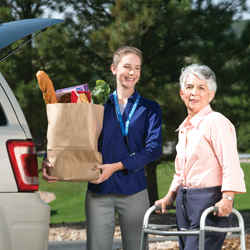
[140, 205, 246, 250]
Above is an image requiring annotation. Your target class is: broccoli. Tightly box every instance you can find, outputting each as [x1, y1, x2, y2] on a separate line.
[92, 79, 110, 105]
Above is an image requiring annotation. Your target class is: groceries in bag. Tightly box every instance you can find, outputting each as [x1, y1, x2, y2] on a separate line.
[36, 70, 110, 182]
[36, 71, 58, 104]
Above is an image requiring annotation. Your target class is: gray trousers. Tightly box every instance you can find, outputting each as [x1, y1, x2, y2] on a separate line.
[85, 189, 149, 250]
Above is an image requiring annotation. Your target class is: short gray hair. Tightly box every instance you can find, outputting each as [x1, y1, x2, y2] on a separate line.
[179, 64, 217, 92]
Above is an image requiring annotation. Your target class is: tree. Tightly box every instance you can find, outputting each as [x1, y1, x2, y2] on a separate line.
[0, 0, 98, 149]
[63, 0, 249, 205]
[1, 0, 250, 205]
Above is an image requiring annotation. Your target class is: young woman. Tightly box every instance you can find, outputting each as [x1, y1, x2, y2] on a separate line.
[42, 46, 162, 250]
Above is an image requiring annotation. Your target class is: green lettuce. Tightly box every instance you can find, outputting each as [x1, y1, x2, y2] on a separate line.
[92, 79, 110, 105]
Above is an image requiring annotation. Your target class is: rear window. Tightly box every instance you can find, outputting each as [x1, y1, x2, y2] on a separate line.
[0, 103, 7, 126]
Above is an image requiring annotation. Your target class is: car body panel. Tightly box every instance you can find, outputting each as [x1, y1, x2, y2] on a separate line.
[0, 18, 64, 50]
[0, 72, 32, 139]
[0, 193, 50, 250]
[0, 18, 64, 250]
[0, 72, 34, 192]
[0, 83, 27, 192]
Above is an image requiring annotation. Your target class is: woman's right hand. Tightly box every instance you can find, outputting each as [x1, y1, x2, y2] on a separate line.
[42, 158, 58, 183]
[155, 196, 172, 214]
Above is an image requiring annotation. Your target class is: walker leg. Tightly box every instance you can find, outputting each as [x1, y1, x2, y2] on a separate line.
[199, 229, 205, 250]
[240, 231, 246, 250]
[140, 230, 148, 250]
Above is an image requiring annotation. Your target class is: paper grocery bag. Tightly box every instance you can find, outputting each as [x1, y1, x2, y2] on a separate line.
[46, 103, 104, 182]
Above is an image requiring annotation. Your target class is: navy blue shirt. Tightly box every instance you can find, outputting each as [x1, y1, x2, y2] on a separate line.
[88, 89, 162, 195]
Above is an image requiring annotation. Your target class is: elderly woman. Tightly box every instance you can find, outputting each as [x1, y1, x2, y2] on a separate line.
[155, 64, 246, 250]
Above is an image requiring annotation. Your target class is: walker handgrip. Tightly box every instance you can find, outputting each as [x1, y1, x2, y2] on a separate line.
[213, 206, 219, 212]
[155, 205, 175, 211]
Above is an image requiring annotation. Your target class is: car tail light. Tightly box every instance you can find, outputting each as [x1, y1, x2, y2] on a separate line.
[6, 140, 38, 191]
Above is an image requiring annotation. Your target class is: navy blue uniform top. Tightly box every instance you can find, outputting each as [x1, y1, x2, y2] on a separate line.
[88, 89, 162, 195]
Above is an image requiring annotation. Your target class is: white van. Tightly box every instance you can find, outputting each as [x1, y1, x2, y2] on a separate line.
[0, 18, 63, 250]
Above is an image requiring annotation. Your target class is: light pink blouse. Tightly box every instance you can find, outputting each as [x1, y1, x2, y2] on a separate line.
[170, 105, 246, 194]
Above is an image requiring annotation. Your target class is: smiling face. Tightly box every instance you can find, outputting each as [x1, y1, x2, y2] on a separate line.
[110, 53, 141, 91]
[180, 73, 215, 118]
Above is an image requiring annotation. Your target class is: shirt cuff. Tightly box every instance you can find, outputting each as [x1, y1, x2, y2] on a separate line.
[169, 180, 180, 193]
[121, 155, 141, 174]
[222, 179, 246, 194]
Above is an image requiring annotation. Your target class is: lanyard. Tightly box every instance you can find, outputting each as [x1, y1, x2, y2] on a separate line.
[113, 90, 140, 153]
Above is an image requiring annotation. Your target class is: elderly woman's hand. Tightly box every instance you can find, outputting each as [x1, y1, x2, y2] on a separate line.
[155, 192, 176, 214]
[214, 193, 234, 217]
[155, 197, 171, 214]
[42, 158, 58, 183]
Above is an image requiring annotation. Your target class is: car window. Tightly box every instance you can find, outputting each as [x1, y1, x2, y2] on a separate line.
[0, 103, 7, 126]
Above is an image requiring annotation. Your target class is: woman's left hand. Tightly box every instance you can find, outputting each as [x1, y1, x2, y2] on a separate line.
[90, 162, 125, 185]
[214, 196, 233, 217]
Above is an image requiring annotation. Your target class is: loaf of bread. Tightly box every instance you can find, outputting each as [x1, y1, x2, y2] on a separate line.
[36, 70, 58, 104]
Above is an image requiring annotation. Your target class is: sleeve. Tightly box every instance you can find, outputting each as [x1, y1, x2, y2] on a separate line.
[210, 114, 246, 194]
[121, 101, 162, 174]
[169, 155, 181, 193]
[43, 152, 47, 160]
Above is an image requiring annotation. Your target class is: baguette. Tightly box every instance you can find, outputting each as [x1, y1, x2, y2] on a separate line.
[36, 70, 58, 104]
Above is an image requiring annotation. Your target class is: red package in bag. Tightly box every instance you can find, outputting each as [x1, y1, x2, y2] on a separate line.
[71, 91, 92, 103]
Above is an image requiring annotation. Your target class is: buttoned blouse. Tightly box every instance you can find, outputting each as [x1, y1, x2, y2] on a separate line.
[170, 105, 246, 194]
[88, 89, 162, 195]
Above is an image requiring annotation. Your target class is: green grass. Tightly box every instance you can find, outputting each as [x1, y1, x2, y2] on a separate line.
[156, 161, 176, 200]
[232, 163, 250, 211]
[156, 161, 250, 211]
[38, 157, 88, 224]
[38, 157, 250, 224]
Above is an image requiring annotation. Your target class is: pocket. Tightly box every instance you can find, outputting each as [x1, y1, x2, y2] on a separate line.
[205, 193, 222, 224]
[186, 192, 218, 228]
[211, 193, 222, 205]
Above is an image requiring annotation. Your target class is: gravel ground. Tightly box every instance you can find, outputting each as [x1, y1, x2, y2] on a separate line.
[49, 211, 250, 250]
[39, 190, 250, 249]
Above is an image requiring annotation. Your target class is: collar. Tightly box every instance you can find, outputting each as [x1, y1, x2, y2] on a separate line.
[176, 105, 213, 132]
[108, 88, 139, 105]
